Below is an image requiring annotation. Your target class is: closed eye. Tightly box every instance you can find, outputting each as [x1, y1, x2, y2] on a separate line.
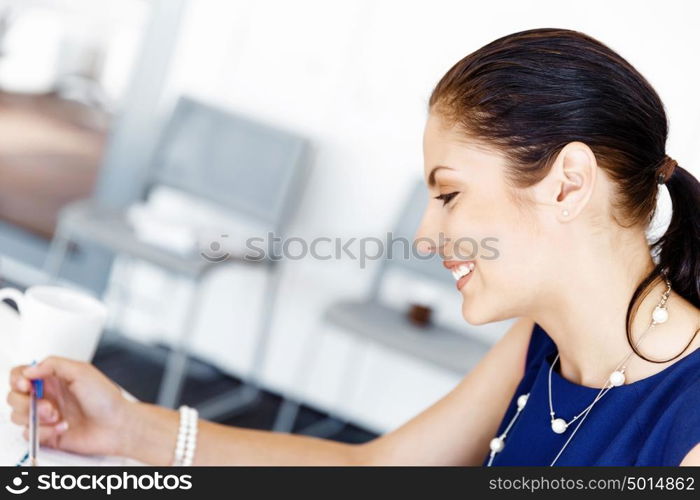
[434, 191, 459, 206]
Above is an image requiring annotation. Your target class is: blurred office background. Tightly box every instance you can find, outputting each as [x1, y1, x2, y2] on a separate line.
[0, 0, 697, 443]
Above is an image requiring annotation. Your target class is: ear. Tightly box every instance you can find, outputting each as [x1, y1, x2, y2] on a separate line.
[545, 142, 597, 221]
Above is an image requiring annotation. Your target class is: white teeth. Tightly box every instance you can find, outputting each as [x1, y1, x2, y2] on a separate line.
[451, 263, 473, 281]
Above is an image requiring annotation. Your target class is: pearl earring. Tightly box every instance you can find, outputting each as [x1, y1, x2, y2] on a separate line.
[562, 209, 570, 217]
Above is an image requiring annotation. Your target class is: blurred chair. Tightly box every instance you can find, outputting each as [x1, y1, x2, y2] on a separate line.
[43, 96, 309, 418]
[272, 179, 492, 436]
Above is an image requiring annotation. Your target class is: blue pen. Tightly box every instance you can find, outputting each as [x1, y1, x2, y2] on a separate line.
[28, 360, 43, 467]
[15, 452, 28, 467]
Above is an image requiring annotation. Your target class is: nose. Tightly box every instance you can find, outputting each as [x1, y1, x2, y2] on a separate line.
[414, 237, 436, 255]
[413, 208, 440, 256]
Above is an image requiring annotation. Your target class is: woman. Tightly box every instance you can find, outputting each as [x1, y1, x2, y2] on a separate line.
[6, 28, 700, 466]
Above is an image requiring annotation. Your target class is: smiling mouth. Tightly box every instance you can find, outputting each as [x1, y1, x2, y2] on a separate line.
[444, 261, 476, 291]
[450, 262, 474, 281]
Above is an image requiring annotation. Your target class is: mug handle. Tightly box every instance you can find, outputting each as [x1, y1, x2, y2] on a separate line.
[0, 287, 25, 314]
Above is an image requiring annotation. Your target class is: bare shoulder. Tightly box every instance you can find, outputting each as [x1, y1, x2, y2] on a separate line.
[452, 316, 537, 404]
[462, 316, 536, 394]
[358, 317, 536, 465]
[488, 316, 536, 365]
[680, 443, 700, 466]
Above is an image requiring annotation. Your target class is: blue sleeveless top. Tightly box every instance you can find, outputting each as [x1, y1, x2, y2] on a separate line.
[483, 323, 700, 466]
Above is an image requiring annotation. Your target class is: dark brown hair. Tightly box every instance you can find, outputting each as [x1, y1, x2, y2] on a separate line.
[429, 28, 700, 361]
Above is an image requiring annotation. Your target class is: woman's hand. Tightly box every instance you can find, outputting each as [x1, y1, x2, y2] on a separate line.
[6, 355, 134, 457]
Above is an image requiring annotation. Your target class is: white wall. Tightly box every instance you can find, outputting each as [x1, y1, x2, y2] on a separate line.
[108, 0, 700, 433]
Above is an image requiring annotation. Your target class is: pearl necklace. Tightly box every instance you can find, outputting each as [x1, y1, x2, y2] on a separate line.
[486, 277, 672, 466]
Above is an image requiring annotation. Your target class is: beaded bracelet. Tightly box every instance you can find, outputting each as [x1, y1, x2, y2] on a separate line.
[171, 405, 198, 466]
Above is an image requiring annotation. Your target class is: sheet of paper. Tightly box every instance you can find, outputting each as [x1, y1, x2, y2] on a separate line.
[0, 404, 142, 466]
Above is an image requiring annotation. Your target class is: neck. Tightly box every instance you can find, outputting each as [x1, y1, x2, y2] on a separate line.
[533, 230, 680, 388]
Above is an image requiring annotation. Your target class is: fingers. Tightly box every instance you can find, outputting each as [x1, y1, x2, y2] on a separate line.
[7, 392, 61, 425]
[9, 364, 31, 393]
[22, 420, 70, 445]
[21, 355, 84, 382]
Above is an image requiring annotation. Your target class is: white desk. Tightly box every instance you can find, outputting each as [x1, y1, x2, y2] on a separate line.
[0, 302, 145, 466]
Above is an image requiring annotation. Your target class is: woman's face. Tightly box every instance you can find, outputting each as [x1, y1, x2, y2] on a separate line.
[417, 112, 555, 325]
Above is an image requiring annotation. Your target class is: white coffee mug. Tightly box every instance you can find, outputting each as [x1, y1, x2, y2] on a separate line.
[0, 285, 108, 366]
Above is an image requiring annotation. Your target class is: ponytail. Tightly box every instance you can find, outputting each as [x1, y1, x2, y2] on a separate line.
[654, 165, 700, 309]
[625, 163, 700, 363]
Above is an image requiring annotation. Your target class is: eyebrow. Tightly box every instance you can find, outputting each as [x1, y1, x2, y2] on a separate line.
[427, 165, 454, 187]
